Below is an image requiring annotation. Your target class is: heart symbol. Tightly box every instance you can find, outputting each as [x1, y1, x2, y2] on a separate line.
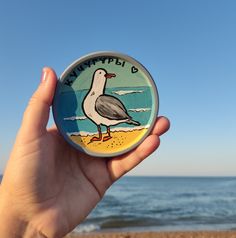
[131, 66, 138, 73]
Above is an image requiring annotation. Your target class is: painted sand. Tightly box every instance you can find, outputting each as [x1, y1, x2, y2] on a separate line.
[70, 128, 148, 154]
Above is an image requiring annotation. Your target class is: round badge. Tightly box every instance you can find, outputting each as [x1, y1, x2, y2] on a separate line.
[53, 52, 159, 157]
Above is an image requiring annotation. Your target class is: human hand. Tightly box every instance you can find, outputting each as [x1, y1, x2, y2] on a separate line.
[0, 68, 170, 238]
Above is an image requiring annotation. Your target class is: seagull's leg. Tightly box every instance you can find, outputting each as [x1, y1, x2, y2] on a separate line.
[90, 125, 102, 142]
[103, 126, 112, 142]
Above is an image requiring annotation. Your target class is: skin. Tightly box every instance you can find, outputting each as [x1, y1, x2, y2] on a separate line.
[0, 68, 170, 238]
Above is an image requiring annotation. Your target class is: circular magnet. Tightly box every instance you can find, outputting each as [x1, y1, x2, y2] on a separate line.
[53, 52, 159, 157]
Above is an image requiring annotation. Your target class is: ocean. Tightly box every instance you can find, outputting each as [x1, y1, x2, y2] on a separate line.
[75, 176, 236, 233]
[56, 86, 156, 135]
[1, 176, 235, 233]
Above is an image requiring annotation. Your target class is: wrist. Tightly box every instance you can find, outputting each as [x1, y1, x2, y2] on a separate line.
[0, 187, 46, 238]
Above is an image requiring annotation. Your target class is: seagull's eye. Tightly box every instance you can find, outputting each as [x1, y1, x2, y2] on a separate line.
[99, 72, 101, 74]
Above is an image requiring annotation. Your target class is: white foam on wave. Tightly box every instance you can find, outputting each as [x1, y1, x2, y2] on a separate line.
[74, 224, 100, 233]
[68, 125, 150, 137]
[64, 116, 87, 121]
[110, 125, 149, 132]
[112, 90, 143, 95]
[128, 108, 151, 112]
[70, 131, 97, 136]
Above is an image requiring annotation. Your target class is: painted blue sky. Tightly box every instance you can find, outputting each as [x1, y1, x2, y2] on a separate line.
[0, 0, 235, 175]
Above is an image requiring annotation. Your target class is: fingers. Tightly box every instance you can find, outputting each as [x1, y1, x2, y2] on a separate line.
[107, 135, 160, 182]
[18, 68, 57, 143]
[107, 116, 170, 182]
[151, 116, 170, 136]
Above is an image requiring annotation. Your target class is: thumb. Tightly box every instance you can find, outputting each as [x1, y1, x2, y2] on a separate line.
[18, 67, 57, 143]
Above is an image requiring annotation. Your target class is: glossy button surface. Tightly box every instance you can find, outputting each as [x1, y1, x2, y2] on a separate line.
[53, 52, 159, 157]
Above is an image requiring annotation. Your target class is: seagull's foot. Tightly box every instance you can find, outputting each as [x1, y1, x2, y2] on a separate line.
[103, 136, 112, 142]
[90, 136, 102, 142]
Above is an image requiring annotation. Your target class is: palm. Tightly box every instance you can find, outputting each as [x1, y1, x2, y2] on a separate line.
[9, 117, 166, 237]
[15, 127, 113, 236]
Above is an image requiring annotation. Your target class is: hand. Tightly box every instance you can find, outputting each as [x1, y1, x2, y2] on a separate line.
[0, 68, 170, 238]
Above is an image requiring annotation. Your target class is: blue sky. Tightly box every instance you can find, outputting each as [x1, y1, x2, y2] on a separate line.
[0, 0, 235, 176]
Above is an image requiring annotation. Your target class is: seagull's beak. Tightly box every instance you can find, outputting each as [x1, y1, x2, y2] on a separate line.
[105, 73, 116, 79]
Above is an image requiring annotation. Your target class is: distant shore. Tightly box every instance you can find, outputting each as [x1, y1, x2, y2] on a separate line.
[65, 231, 236, 238]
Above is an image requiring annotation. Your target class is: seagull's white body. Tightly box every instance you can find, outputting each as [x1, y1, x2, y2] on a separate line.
[83, 69, 128, 127]
[83, 89, 128, 126]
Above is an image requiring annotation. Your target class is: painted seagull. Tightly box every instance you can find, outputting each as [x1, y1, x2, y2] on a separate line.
[82, 68, 140, 142]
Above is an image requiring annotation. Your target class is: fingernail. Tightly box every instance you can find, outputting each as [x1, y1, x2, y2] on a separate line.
[41, 68, 48, 83]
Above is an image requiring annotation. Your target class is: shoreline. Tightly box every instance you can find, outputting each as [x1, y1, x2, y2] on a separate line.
[65, 230, 236, 238]
[68, 125, 150, 137]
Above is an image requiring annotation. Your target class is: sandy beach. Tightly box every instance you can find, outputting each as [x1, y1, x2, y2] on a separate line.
[65, 231, 236, 238]
[70, 128, 148, 154]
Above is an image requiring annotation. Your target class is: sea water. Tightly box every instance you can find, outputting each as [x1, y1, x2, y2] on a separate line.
[75, 176, 236, 233]
[1, 176, 236, 233]
[57, 86, 155, 134]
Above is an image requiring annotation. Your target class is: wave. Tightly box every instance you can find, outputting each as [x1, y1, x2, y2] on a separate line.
[64, 116, 87, 121]
[112, 90, 144, 96]
[68, 125, 150, 137]
[83, 215, 166, 230]
[128, 108, 151, 112]
[74, 223, 100, 233]
[80, 215, 236, 231]
[109, 125, 149, 132]
[63, 107, 150, 122]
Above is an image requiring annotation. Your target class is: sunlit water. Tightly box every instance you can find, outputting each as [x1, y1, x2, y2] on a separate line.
[76, 176, 236, 233]
[1, 175, 235, 233]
